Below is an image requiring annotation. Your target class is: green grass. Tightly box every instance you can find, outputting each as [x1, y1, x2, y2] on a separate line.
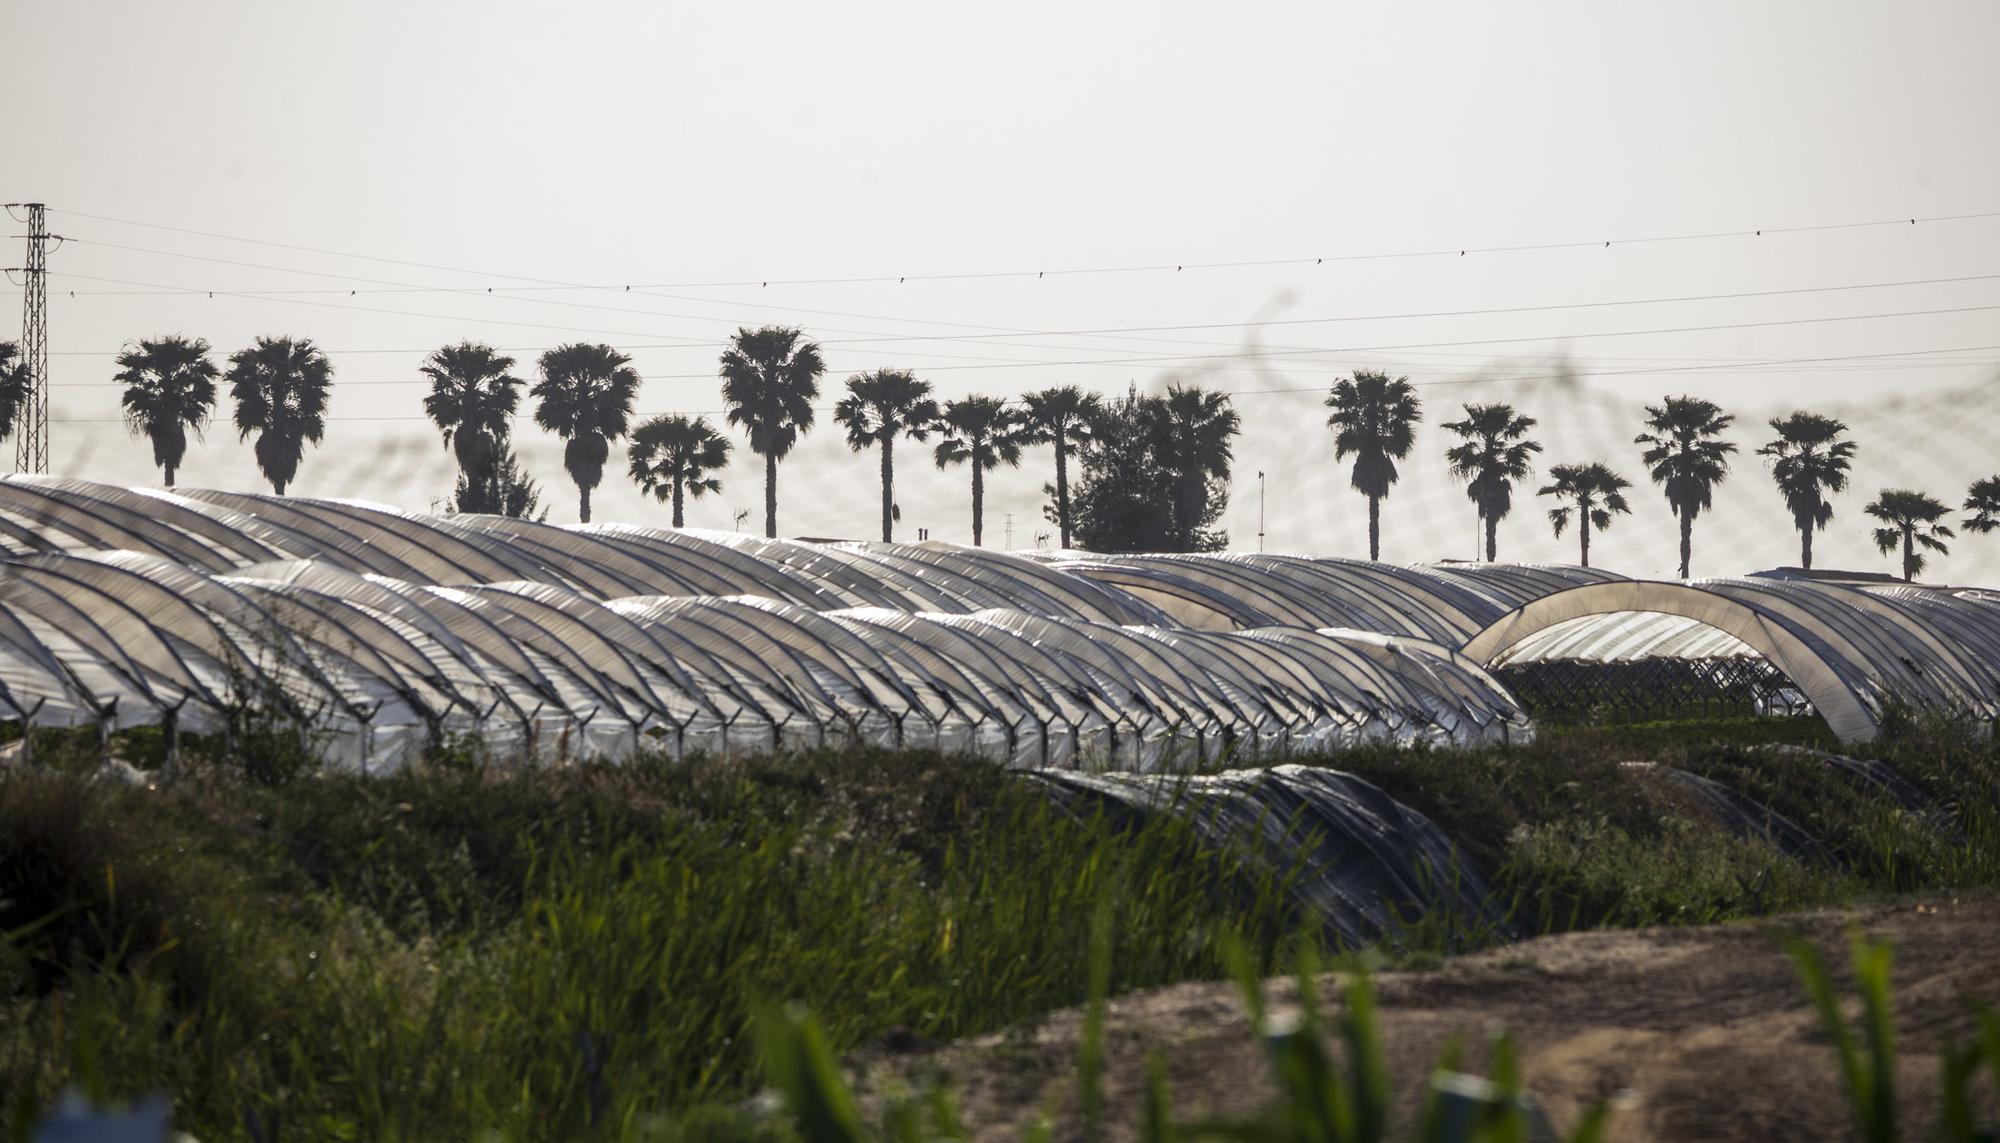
[5, 718, 2000, 1138]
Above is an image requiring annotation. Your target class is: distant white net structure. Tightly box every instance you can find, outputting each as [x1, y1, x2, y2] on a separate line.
[0, 478, 1537, 772]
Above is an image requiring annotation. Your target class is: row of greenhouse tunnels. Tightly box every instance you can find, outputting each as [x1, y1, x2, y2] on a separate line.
[0, 479, 1995, 768]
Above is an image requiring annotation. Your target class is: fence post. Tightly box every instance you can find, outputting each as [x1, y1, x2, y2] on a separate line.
[98, 697, 119, 764]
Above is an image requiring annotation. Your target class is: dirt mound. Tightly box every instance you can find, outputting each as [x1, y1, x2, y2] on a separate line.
[857, 896, 2000, 1140]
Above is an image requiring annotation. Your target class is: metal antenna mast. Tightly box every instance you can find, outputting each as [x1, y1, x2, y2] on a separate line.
[5, 204, 63, 475]
[1257, 471, 1266, 553]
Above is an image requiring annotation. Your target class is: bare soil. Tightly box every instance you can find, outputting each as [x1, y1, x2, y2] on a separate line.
[856, 897, 2000, 1140]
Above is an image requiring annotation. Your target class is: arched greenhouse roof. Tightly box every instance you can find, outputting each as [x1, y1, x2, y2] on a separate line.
[1051, 553, 1622, 640]
[28, 476, 1997, 759]
[0, 478, 1598, 639]
[1463, 576, 2000, 742]
[0, 548, 1534, 770]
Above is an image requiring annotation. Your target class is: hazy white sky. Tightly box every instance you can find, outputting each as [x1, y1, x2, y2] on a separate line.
[6, 0, 2000, 581]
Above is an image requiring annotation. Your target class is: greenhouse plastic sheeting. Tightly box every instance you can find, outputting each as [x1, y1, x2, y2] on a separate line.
[0, 549, 1533, 771]
[7, 477, 1998, 756]
[1464, 575, 2000, 742]
[1033, 765, 1507, 948]
[0, 478, 1547, 769]
[0, 476, 1548, 769]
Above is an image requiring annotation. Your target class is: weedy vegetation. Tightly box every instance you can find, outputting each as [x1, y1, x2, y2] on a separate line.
[1, 713, 1998, 1138]
[754, 927, 2000, 1143]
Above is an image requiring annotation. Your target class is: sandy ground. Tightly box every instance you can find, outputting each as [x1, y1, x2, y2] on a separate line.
[855, 897, 2000, 1140]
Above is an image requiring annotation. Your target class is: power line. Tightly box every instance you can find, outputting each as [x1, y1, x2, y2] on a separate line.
[38, 258, 2000, 379]
[45, 340, 2000, 422]
[486, 302, 2000, 379]
[47, 205, 2000, 289]
[42, 264, 2000, 344]
[42, 356, 2000, 392]
[1232, 342, 2000, 395]
[51, 208, 573, 286]
[34, 207, 2000, 370]
[37, 267, 2000, 374]
[40, 267, 1265, 364]
[37, 299, 2000, 389]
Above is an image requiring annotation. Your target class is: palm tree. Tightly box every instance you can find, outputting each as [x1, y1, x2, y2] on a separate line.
[1755, 411, 1855, 570]
[422, 341, 525, 511]
[227, 336, 333, 496]
[1147, 383, 1240, 551]
[719, 326, 825, 538]
[531, 343, 640, 524]
[114, 335, 220, 487]
[934, 396, 1029, 547]
[0, 341, 31, 444]
[1021, 386, 1104, 549]
[1324, 370, 1422, 560]
[1961, 476, 2000, 536]
[832, 369, 939, 543]
[627, 414, 731, 528]
[1539, 462, 1633, 568]
[1634, 395, 1737, 579]
[1866, 489, 1953, 582]
[1442, 403, 1541, 561]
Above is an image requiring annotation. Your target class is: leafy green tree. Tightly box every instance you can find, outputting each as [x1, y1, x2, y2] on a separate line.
[720, 326, 825, 538]
[1961, 476, 2000, 536]
[934, 396, 1029, 547]
[1442, 402, 1541, 561]
[1539, 462, 1632, 568]
[1324, 370, 1421, 560]
[1866, 489, 1953, 582]
[114, 335, 220, 487]
[1756, 412, 1856, 570]
[422, 341, 525, 512]
[532, 343, 640, 524]
[227, 336, 333, 496]
[1063, 386, 1168, 553]
[832, 369, 939, 543]
[0, 341, 30, 444]
[453, 442, 545, 520]
[1635, 395, 1737, 579]
[1021, 386, 1103, 550]
[1062, 386, 1225, 553]
[627, 414, 731, 528]
[1148, 383, 1239, 552]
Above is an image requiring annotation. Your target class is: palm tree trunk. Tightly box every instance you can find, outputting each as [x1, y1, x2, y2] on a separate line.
[163, 463, 176, 489]
[880, 436, 894, 544]
[765, 452, 778, 539]
[1177, 471, 1199, 551]
[971, 464, 984, 547]
[1580, 510, 1592, 568]
[579, 485, 592, 524]
[1800, 524, 1813, 570]
[1484, 512, 1498, 562]
[1678, 512, 1693, 579]
[1903, 527, 1915, 582]
[672, 480, 685, 529]
[1367, 496, 1381, 561]
[1056, 433, 1072, 547]
[273, 479, 287, 496]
